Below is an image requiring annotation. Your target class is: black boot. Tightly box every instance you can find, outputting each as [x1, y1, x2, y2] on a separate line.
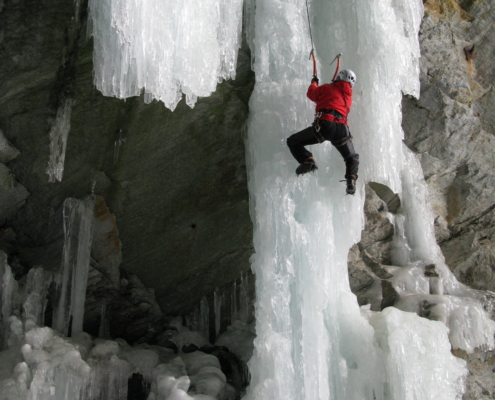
[296, 158, 318, 176]
[346, 175, 356, 195]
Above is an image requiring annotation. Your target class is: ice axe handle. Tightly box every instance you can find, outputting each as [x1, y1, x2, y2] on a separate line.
[331, 53, 342, 81]
[309, 50, 317, 79]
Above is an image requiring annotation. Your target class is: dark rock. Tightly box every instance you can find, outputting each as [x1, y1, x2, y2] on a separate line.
[424, 264, 439, 277]
[361, 251, 393, 280]
[127, 373, 149, 400]
[200, 344, 249, 395]
[182, 344, 199, 353]
[0, 129, 20, 163]
[358, 185, 394, 265]
[84, 266, 166, 344]
[0, 163, 30, 225]
[91, 195, 122, 289]
[368, 182, 401, 214]
[155, 339, 179, 354]
[380, 281, 400, 310]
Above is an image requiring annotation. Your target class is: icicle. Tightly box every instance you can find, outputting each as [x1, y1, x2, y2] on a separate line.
[52, 196, 96, 337]
[2, 261, 18, 350]
[113, 129, 125, 165]
[214, 288, 222, 338]
[98, 301, 111, 339]
[231, 280, 237, 323]
[46, 98, 74, 183]
[239, 272, 249, 324]
[87, 0, 244, 110]
[199, 296, 209, 342]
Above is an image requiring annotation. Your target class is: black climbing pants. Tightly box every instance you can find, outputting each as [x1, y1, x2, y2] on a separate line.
[287, 120, 359, 178]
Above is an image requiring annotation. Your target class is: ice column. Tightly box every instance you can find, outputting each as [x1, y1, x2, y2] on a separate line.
[88, 0, 244, 110]
[46, 98, 74, 183]
[53, 196, 96, 337]
[214, 288, 222, 337]
[244, 0, 465, 399]
[23, 267, 53, 327]
[1, 255, 18, 350]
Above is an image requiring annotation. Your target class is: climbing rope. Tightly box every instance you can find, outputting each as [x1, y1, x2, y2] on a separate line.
[305, 0, 342, 81]
[305, 0, 317, 78]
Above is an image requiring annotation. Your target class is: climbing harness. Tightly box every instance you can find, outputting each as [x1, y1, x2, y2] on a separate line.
[312, 108, 350, 143]
[312, 114, 325, 143]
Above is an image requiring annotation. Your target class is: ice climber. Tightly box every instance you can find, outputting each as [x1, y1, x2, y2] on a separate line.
[287, 69, 359, 195]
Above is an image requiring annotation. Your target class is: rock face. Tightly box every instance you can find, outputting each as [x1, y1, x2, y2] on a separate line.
[0, 0, 254, 315]
[402, 0, 495, 293]
[347, 2, 495, 399]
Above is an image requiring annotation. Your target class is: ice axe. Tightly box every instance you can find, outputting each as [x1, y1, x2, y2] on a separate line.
[330, 53, 342, 81]
[305, 0, 318, 79]
[309, 49, 317, 78]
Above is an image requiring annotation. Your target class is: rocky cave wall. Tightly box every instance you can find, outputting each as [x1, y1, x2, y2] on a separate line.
[0, 0, 255, 326]
[1, 0, 495, 397]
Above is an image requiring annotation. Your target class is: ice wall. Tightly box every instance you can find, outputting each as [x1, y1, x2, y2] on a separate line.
[243, 0, 468, 399]
[87, 0, 244, 110]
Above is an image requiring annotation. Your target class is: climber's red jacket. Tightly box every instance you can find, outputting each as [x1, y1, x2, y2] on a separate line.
[306, 80, 352, 123]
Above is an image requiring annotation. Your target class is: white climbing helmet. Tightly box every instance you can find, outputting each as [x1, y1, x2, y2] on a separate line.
[336, 69, 356, 87]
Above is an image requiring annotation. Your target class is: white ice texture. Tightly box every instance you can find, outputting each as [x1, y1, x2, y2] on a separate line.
[387, 147, 495, 354]
[0, 272, 227, 400]
[46, 99, 74, 183]
[52, 196, 96, 338]
[147, 352, 225, 400]
[243, 0, 472, 399]
[87, 0, 244, 110]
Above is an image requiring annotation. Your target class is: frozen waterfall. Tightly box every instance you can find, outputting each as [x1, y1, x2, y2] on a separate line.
[242, 0, 475, 399]
[2, 0, 495, 399]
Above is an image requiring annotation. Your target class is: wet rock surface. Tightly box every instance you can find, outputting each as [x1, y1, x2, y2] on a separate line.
[0, 0, 254, 315]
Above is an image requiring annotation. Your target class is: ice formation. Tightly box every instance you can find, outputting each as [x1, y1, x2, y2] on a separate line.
[46, 98, 74, 183]
[2, 0, 495, 399]
[53, 196, 96, 337]
[242, 0, 485, 398]
[87, 0, 244, 110]
[0, 259, 229, 400]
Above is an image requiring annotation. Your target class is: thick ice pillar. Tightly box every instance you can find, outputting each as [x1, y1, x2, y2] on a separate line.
[53, 196, 95, 337]
[244, 0, 466, 399]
